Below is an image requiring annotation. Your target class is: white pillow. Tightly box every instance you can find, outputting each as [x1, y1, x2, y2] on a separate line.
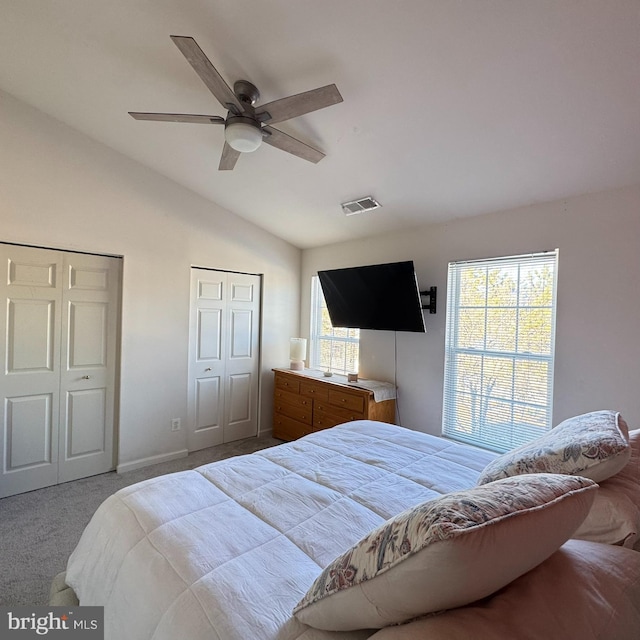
[573, 489, 638, 547]
[293, 473, 596, 631]
[478, 410, 630, 485]
[574, 428, 640, 548]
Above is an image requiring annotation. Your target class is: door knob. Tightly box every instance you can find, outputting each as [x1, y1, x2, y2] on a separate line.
[205, 367, 212, 372]
[81, 375, 91, 380]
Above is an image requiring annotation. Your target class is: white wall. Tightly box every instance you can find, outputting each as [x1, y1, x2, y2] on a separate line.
[302, 184, 640, 435]
[0, 90, 301, 468]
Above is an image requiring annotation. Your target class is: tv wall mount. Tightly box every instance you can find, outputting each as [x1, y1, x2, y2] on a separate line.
[420, 286, 437, 314]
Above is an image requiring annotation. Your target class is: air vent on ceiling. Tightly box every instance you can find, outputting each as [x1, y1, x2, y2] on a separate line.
[341, 196, 381, 216]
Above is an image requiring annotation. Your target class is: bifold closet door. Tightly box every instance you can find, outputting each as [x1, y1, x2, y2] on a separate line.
[0, 244, 121, 498]
[0, 246, 62, 497]
[188, 269, 261, 451]
[58, 252, 120, 484]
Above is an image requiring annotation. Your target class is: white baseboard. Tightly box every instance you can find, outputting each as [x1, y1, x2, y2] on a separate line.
[117, 449, 188, 474]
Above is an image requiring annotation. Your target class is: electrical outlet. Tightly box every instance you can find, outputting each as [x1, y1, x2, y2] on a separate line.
[171, 418, 181, 432]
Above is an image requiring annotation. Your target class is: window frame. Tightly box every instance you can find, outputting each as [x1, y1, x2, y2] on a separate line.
[309, 275, 360, 375]
[442, 251, 558, 452]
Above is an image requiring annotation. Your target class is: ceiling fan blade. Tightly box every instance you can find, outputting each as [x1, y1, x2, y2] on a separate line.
[219, 142, 241, 170]
[129, 112, 225, 124]
[256, 84, 343, 125]
[262, 126, 325, 164]
[170, 35, 242, 112]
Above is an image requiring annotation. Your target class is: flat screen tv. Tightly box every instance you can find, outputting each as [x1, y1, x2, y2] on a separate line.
[317, 261, 426, 333]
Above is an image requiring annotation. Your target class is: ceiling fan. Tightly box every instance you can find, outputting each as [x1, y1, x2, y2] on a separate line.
[129, 36, 343, 171]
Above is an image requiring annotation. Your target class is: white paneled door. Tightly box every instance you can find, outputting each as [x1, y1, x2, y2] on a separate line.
[188, 269, 261, 451]
[0, 244, 121, 498]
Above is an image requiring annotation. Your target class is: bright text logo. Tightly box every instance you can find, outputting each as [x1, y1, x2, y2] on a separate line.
[0, 607, 103, 639]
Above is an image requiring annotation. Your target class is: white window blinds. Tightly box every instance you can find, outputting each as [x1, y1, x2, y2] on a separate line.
[442, 251, 558, 452]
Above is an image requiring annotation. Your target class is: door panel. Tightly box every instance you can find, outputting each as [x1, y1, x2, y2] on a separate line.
[195, 377, 222, 430]
[230, 309, 253, 358]
[69, 265, 108, 290]
[68, 302, 108, 368]
[223, 273, 260, 442]
[189, 272, 226, 450]
[58, 252, 120, 484]
[0, 246, 62, 498]
[66, 389, 106, 457]
[8, 258, 56, 288]
[198, 309, 222, 361]
[7, 299, 56, 372]
[231, 282, 254, 302]
[228, 373, 251, 424]
[6, 394, 53, 469]
[188, 269, 261, 450]
[199, 280, 223, 300]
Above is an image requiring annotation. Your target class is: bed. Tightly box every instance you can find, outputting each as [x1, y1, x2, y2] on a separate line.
[59, 417, 640, 640]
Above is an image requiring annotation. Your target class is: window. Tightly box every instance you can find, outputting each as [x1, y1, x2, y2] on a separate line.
[310, 275, 359, 375]
[442, 251, 558, 452]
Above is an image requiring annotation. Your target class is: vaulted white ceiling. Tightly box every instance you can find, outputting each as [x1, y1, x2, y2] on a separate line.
[1, 1, 639, 248]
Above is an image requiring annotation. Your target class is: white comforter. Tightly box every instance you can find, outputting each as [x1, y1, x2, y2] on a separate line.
[65, 421, 496, 640]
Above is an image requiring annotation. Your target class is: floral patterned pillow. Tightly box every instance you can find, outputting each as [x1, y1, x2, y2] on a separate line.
[293, 473, 596, 631]
[478, 410, 630, 486]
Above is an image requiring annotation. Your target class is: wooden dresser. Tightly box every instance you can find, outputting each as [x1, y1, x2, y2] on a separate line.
[272, 368, 396, 441]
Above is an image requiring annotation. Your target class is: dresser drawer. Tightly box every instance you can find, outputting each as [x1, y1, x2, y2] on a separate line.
[274, 373, 301, 394]
[313, 409, 350, 431]
[273, 413, 312, 441]
[274, 398, 312, 425]
[328, 390, 365, 413]
[274, 387, 312, 409]
[300, 380, 329, 401]
[314, 401, 365, 424]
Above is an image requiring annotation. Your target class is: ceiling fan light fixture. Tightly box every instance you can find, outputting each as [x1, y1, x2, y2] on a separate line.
[225, 118, 263, 153]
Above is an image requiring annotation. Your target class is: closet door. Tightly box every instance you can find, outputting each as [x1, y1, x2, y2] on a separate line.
[0, 246, 63, 497]
[58, 253, 120, 483]
[0, 244, 121, 498]
[223, 272, 262, 443]
[187, 269, 261, 451]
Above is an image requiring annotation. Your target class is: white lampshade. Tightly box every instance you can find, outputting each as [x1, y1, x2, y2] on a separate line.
[289, 338, 307, 370]
[225, 121, 263, 153]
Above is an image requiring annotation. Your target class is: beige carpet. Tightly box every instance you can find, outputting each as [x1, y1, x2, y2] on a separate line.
[0, 434, 280, 606]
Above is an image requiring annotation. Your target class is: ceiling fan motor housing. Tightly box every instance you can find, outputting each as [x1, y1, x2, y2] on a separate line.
[233, 80, 260, 106]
